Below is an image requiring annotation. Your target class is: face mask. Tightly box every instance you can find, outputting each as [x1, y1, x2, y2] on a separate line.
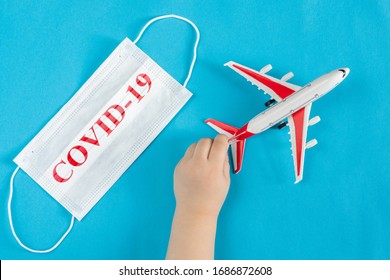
[7, 14, 200, 253]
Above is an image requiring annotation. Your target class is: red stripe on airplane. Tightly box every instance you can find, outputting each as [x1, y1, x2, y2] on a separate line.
[292, 108, 305, 176]
[234, 139, 245, 173]
[232, 64, 295, 99]
[205, 119, 238, 135]
[233, 123, 255, 141]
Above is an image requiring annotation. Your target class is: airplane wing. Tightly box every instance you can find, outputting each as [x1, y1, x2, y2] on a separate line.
[224, 61, 321, 182]
[225, 61, 301, 102]
[288, 103, 319, 183]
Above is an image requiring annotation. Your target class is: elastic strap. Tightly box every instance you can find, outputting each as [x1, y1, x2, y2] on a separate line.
[8, 167, 75, 253]
[133, 14, 200, 88]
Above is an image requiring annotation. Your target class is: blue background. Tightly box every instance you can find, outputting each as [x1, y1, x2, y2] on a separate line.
[1, 0, 389, 260]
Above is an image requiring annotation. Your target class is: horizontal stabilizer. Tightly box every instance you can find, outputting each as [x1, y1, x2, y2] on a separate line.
[205, 118, 246, 173]
[205, 119, 238, 137]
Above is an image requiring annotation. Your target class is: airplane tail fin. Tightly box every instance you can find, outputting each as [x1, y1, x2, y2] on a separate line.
[205, 118, 246, 173]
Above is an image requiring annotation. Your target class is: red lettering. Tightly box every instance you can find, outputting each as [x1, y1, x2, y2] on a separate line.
[136, 73, 152, 92]
[124, 100, 132, 108]
[105, 104, 125, 125]
[96, 104, 125, 136]
[53, 160, 73, 183]
[67, 145, 88, 167]
[127, 73, 152, 101]
[80, 126, 100, 146]
[53, 73, 152, 184]
[127, 85, 142, 101]
[95, 119, 113, 135]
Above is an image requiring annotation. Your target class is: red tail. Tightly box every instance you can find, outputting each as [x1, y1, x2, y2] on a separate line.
[205, 119, 246, 173]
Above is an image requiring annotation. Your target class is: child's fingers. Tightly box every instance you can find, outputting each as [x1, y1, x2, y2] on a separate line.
[193, 138, 213, 159]
[223, 152, 230, 177]
[209, 134, 229, 163]
[183, 143, 197, 159]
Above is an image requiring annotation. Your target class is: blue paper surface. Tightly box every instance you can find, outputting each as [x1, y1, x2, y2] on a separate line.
[0, 0, 389, 259]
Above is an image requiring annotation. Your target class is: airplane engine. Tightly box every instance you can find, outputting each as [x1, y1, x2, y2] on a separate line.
[309, 116, 321, 126]
[260, 64, 272, 74]
[306, 139, 318, 149]
[281, 72, 294, 81]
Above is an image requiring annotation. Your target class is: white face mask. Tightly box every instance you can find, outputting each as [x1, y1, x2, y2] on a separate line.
[8, 14, 200, 253]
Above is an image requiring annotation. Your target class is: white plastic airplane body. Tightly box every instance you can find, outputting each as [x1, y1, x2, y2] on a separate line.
[206, 61, 349, 183]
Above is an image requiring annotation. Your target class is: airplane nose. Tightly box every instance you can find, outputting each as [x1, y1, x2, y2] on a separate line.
[338, 68, 350, 78]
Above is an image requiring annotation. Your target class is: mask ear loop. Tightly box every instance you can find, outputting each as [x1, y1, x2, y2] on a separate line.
[133, 14, 200, 88]
[8, 167, 75, 253]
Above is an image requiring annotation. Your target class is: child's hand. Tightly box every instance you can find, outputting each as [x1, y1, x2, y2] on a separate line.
[173, 134, 231, 219]
[166, 135, 231, 259]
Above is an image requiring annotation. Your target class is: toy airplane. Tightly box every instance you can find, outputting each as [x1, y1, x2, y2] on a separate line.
[206, 61, 349, 183]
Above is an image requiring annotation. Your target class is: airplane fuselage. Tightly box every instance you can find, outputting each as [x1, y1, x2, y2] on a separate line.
[233, 69, 349, 140]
